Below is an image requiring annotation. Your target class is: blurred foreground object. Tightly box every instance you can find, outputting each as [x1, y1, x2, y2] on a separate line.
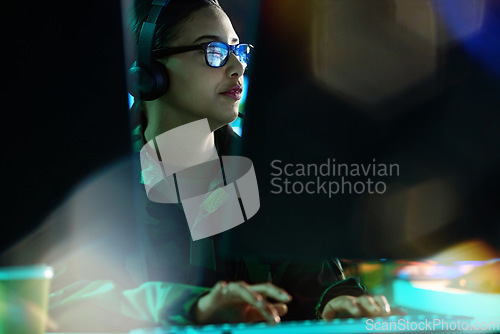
[393, 240, 500, 317]
[0, 265, 53, 334]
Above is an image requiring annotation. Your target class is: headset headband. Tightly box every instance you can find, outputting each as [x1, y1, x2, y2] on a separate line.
[137, 0, 171, 68]
[128, 0, 171, 100]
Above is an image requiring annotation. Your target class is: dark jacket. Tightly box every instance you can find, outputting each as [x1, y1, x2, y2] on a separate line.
[47, 125, 366, 332]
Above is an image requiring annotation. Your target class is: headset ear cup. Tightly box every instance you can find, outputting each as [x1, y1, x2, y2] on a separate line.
[128, 60, 169, 101]
[149, 59, 169, 100]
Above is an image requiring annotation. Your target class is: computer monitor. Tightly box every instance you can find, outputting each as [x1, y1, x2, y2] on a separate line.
[217, 0, 500, 261]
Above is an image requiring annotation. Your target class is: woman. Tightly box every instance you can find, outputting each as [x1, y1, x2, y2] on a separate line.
[130, 0, 396, 324]
[48, 0, 395, 331]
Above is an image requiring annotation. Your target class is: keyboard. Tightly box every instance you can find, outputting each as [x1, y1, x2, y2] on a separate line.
[129, 314, 499, 334]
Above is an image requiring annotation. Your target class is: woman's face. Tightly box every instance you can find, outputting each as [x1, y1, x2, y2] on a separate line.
[158, 6, 245, 132]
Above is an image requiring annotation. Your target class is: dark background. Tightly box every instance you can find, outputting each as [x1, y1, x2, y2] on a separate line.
[228, 0, 500, 260]
[1, 0, 131, 253]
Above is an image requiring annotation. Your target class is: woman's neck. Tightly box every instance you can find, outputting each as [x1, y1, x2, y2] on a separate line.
[145, 118, 217, 175]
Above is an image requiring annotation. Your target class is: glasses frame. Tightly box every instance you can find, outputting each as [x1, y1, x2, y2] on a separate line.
[152, 41, 254, 68]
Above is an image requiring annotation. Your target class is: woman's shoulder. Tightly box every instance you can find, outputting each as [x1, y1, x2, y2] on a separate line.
[215, 124, 242, 156]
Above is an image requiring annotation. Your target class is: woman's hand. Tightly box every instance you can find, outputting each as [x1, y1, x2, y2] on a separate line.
[321, 295, 404, 319]
[194, 281, 292, 325]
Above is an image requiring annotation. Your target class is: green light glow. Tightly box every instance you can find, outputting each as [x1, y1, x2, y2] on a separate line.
[0, 265, 53, 281]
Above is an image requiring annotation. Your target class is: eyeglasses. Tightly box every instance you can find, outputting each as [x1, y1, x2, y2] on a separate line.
[152, 41, 254, 68]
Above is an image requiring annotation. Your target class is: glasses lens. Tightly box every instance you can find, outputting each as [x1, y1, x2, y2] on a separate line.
[235, 44, 251, 68]
[206, 42, 229, 67]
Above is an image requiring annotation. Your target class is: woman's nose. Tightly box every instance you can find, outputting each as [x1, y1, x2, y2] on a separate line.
[225, 52, 245, 78]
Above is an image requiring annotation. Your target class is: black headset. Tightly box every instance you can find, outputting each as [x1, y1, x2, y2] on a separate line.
[128, 0, 171, 101]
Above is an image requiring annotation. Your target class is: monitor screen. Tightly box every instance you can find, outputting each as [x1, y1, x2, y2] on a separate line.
[217, 0, 500, 261]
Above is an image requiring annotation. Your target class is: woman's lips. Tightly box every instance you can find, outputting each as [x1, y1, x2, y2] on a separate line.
[220, 85, 242, 100]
